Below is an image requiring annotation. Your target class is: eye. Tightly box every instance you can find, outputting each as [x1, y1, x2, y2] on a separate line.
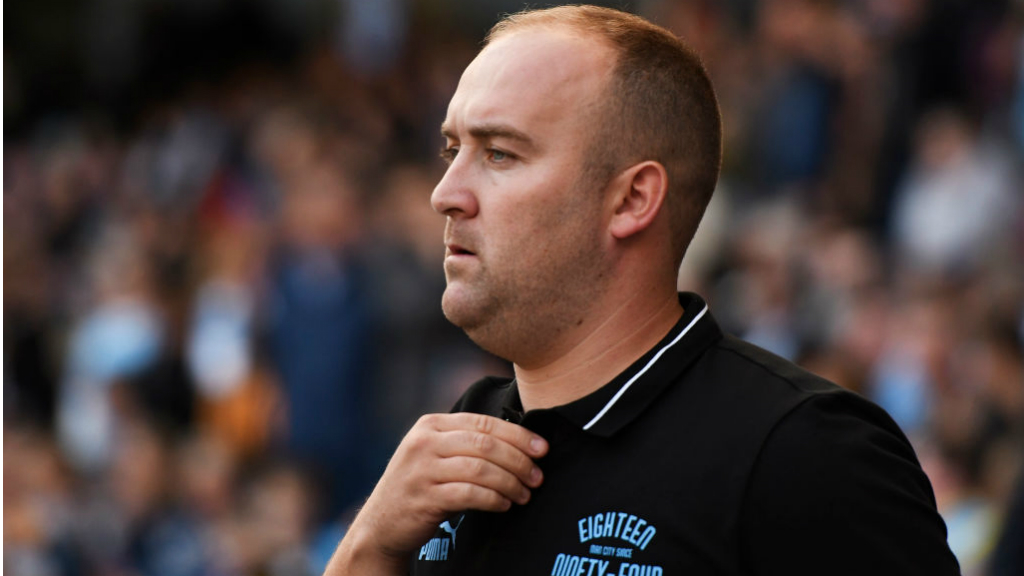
[439, 146, 459, 164]
[488, 149, 510, 163]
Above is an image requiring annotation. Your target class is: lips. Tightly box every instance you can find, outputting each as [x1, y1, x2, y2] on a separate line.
[449, 244, 475, 256]
[446, 242, 476, 257]
[444, 224, 479, 258]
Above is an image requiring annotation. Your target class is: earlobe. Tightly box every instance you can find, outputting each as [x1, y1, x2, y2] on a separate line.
[609, 161, 669, 240]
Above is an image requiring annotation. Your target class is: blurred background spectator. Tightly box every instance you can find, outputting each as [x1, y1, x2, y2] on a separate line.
[4, 1, 1023, 575]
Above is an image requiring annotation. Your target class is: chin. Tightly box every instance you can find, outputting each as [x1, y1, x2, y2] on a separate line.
[441, 289, 513, 355]
[441, 287, 486, 330]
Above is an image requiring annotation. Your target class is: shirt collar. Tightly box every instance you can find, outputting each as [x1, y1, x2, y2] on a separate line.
[499, 292, 723, 437]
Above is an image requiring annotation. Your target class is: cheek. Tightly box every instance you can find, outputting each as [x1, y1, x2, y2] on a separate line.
[505, 203, 600, 269]
[501, 202, 567, 247]
[484, 167, 598, 248]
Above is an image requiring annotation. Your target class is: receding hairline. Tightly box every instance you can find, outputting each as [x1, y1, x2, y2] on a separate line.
[486, 16, 618, 48]
[481, 12, 682, 175]
[483, 17, 623, 94]
[483, 22, 622, 92]
[442, 26, 617, 163]
[483, 5, 723, 268]
[484, 5, 662, 48]
[482, 22, 629, 172]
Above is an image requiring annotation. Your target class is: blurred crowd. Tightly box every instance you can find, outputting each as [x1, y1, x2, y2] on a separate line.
[4, 0, 1024, 575]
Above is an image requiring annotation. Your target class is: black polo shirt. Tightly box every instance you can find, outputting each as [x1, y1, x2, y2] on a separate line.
[411, 293, 960, 575]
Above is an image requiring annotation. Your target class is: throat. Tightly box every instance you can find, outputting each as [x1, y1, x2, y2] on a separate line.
[514, 298, 684, 411]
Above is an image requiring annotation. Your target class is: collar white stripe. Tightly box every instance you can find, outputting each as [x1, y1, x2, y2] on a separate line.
[582, 304, 709, 431]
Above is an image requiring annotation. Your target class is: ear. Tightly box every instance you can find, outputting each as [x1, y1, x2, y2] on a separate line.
[608, 161, 669, 240]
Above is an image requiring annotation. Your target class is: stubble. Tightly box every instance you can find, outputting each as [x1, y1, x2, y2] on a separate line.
[441, 181, 609, 366]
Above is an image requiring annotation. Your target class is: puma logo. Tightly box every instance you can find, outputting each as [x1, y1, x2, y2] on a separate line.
[439, 514, 465, 549]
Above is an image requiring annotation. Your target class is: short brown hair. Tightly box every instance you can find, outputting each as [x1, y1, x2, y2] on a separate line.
[486, 5, 722, 266]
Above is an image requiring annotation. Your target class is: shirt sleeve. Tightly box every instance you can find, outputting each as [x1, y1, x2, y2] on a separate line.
[738, 391, 962, 575]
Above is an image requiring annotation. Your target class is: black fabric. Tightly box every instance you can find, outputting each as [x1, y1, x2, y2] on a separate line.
[411, 293, 960, 575]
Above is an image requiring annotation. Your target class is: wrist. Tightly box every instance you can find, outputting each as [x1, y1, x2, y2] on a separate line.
[325, 521, 409, 576]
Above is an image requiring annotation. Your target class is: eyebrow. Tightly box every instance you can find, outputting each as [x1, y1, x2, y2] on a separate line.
[440, 123, 538, 152]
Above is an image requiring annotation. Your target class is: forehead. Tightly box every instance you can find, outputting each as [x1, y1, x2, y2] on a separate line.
[444, 28, 614, 138]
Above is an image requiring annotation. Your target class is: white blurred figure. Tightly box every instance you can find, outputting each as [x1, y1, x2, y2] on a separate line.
[57, 225, 164, 473]
[892, 107, 1021, 274]
[187, 279, 254, 401]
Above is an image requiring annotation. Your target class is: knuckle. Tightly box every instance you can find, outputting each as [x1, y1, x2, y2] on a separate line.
[405, 429, 428, 451]
[469, 457, 488, 478]
[472, 413, 494, 434]
[417, 413, 440, 428]
[471, 432, 494, 453]
[453, 483, 477, 503]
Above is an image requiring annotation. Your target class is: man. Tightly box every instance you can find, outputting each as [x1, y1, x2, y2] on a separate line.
[327, 5, 960, 575]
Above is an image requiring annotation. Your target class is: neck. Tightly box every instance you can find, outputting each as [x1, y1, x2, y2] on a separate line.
[513, 289, 683, 412]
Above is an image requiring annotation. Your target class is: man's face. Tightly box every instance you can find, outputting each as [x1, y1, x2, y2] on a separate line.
[432, 28, 615, 364]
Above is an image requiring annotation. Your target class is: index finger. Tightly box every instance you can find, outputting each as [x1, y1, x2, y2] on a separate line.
[428, 412, 549, 458]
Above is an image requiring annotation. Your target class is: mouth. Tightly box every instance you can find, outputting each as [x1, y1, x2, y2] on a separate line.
[446, 243, 476, 257]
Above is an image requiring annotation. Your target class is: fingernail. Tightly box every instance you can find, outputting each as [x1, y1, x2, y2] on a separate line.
[530, 437, 546, 454]
[530, 466, 543, 485]
[519, 489, 531, 504]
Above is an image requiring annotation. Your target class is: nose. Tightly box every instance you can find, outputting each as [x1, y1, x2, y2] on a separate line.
[431, 158, 479, 218]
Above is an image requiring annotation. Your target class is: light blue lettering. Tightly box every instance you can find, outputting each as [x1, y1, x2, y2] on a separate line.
[603, 512, 616, 536]
[616, 563, 662, 576]
[623, 515, 637, 542]
[553, 555, 614, 576]
[615, 513, 628, 538]
[578, 512, 657, 548]
[418, 537, 449, 561]
[552, 553, 567, 576]
[638, 526, 656, 550]
[629, 519, 646, 545]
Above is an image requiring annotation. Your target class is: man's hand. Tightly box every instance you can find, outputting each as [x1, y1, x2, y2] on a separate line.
[324, 412, 549, 575]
